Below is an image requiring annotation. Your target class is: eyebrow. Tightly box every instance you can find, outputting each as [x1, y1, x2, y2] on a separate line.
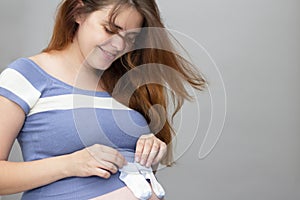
[104, 21, 141, 34]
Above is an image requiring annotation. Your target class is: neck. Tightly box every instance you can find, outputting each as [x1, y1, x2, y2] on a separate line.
[49, 43, 105, 92]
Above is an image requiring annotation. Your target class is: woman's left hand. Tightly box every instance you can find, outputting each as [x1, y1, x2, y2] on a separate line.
[135, 133, 167, 167]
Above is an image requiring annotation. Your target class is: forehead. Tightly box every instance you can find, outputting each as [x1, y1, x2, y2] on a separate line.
[92, 5, 144, 31]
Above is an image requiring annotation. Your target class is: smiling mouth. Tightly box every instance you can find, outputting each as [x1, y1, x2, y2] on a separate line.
[98, 46, 117, 61]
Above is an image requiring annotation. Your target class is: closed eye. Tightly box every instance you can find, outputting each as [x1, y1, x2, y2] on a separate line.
[104, 26, 115, 35]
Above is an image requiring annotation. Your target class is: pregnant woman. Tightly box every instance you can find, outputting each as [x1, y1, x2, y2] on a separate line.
[0, 0, 205, 199]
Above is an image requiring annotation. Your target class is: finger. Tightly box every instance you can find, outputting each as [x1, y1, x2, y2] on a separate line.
[145, 141, 160, 167]
[93, 168, 111, 179]
[97, 160, 118, 174]
[140, 139, 154, 166]
[89, 145, 126, 168]
[102, 150, 126, 169]
[135, 137, 146, 163]
[152, 142, 167, 165]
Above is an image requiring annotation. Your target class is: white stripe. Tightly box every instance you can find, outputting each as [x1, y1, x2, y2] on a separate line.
[0, 68, 41, 108]
[28, 94, 132, 116]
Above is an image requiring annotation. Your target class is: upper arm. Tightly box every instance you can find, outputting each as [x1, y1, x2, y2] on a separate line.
[0, 59, 47, 160]
[0, 96, 25, 161]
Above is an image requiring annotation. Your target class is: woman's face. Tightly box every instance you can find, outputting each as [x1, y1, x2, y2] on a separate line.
[75, 5, 143, 70]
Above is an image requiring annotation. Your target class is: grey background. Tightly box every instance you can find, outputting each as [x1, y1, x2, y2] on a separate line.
[1, 0, 299, 200]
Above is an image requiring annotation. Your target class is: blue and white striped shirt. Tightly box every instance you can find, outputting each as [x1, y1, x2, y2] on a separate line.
[0, 58, 151, 199]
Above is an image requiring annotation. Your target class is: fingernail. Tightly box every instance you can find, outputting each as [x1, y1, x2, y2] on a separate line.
[140, 160, 146, 166]
[135, 156, 140, 163]
[146, 162, 151, 168]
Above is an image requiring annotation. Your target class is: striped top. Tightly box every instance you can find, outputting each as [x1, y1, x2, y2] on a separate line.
[0, 58, 151, 200]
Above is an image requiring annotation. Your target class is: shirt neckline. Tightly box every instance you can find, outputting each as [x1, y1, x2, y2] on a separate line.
[22, 57, 111, 97]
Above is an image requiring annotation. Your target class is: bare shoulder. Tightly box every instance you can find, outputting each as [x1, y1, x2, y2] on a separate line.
[28, 52, 52, 71]
[28, 52, 65, 79]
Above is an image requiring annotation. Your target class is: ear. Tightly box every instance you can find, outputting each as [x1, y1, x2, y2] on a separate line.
[74, 13, 84, 25]
[77, 0, 84, 6]
[74, 0, 85, 25]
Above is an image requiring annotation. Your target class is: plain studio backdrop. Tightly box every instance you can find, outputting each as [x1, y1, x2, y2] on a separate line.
[0, 0, 299, 200]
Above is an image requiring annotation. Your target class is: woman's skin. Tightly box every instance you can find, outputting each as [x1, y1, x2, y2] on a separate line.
[91, 186, 162, 200]
[0, 5, 166, 199]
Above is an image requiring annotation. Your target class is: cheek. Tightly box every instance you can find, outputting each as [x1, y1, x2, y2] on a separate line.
[77, 28, 98, 54]
[86, 28, 111, 47]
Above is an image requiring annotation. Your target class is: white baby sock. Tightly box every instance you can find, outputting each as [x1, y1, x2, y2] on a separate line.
[119, 162, 166, 199]
[119, 162, 152, 200]
[136, 164, 165, 199]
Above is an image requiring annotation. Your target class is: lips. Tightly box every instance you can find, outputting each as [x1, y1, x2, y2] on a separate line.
[98, 46, 116, 61]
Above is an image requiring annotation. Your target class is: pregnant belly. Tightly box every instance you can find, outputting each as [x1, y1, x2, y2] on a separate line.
[90, 186, 163, 200]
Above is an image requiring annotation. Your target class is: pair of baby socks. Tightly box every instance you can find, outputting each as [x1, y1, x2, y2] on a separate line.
[119, 162, 165, 200]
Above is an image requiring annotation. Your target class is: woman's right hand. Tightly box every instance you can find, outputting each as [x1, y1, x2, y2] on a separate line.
[67, 144, 127, 179]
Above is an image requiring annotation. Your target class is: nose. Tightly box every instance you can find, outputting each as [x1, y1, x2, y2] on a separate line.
[110, 34, 126, 52]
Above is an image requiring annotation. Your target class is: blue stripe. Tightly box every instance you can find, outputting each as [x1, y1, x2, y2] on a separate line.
[0, 88, 30, 113]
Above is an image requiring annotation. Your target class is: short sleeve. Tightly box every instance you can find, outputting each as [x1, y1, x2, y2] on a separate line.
[0, 58, 47, 114]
